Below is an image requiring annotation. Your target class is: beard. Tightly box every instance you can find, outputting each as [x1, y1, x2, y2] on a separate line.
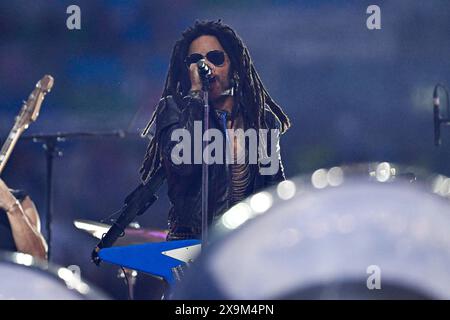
[208, 76, 230, 101]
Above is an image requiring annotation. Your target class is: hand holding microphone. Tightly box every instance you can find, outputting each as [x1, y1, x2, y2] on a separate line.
[188, 59, 213, 91]
[196, 59, 212, 80]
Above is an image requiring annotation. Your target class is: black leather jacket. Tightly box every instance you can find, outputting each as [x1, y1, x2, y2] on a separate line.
[153, 95, 285, 240]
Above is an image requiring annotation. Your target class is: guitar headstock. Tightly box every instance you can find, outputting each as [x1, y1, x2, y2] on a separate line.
[17, 75, 54, 131]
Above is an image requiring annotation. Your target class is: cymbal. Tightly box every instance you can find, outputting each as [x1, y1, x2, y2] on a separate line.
[73, 219, 167, 245]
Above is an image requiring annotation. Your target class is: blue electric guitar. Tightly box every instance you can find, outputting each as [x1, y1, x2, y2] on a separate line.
[91, 166, 202, 285]
[98, 239, 201, 285]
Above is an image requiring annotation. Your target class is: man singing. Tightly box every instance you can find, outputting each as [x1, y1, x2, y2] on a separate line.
[140, 20, 290, 241]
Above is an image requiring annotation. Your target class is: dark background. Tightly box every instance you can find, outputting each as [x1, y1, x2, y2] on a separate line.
[1, 0, 450, 299]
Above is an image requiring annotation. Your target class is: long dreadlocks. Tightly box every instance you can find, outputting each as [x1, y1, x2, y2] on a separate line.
[140, 19, 290, 182]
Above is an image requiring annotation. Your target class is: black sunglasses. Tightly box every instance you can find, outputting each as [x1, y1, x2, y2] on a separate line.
[185, 50, 226, 67]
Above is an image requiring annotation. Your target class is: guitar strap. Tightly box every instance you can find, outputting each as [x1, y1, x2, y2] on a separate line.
[92, 165, 166, 264]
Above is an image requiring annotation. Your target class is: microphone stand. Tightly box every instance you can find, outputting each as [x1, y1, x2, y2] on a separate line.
[201, 77, 210, 248]
[434, 84, 450, 146]
[21, 130, 135, 260]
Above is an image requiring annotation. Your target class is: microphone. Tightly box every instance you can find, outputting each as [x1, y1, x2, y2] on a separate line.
[434, 85, 441, 146]
[197, 59, 213, 81]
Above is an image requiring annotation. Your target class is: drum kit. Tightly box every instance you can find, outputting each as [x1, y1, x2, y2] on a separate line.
[0, 219, 168, 300]
[4, 162, 450, 299]
[0, 251, 108, 299]
[172, 162, 450, 299]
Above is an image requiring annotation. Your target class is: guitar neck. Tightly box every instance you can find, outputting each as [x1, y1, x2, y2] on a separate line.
[0, 124, 24, 175]
[0, 75, 54, 176]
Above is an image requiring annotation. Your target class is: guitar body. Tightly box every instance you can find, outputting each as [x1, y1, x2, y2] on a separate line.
[98, 240, 201, 285]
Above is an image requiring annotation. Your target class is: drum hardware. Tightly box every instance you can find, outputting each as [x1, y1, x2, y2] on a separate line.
[74, 219, 167, 245]
[117, 267, 138, 300]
